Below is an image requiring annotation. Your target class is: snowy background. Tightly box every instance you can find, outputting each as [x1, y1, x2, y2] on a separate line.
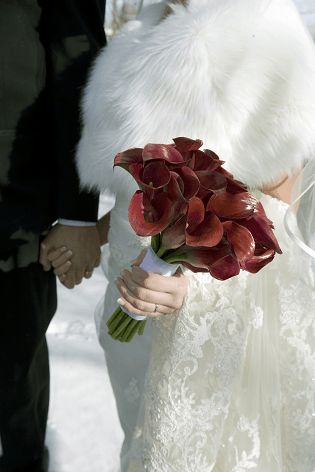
[46, 193, 123, 472]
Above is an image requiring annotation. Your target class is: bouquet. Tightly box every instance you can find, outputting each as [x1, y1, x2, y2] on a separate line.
[107, 137, 282, 342]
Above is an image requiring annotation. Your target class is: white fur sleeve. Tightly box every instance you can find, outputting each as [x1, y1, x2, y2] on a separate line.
[76, 0, 315, 194]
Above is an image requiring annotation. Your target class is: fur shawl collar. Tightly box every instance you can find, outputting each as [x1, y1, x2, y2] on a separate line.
[76, 0, 315, 194]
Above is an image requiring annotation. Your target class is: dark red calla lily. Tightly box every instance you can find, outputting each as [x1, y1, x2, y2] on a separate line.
[191, 149, 225, 172]
[128, 191, 174, 237]
[241, 215, 282, 254]
[207, 192, 259, 219]
[195, 170, 227, 199]
[225, 177, 248, 194]
[114, 148, 143, 171]
[166, 243, 231, 272]
[186, 197, 205, 233]
[172, 137, 203, 159]
[129, 161, 170, 200]
[142, 143, 184, 165]
[254, 201, 274, 227]
[222, 221, 255, 265]
[166, 172, 187, 206]
[209, 255, 241, 280]
[243, 248, 275, 273]
[173, 167, 200, 200]
[186, 211, 223, 248]
[161, 204, 189, 249]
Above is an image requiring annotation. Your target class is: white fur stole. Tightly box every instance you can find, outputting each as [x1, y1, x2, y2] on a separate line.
[76, 0, 315, 194]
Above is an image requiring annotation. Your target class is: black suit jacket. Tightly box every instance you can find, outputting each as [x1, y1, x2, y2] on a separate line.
[0, 0, 106, 252]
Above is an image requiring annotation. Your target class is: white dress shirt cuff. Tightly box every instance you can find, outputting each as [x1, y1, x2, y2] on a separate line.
[58, 219, 96, 227]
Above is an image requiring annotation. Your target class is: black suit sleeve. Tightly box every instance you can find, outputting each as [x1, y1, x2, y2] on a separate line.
[40, 0, 106, 222]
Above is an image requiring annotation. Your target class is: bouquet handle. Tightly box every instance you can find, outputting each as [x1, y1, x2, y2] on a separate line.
[120, 246, 180, 321]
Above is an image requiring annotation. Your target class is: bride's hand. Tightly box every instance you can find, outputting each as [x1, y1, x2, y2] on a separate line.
[47, 246, 96, 283]
[114, 249, 189, 318]
[46, 246, 73, 283]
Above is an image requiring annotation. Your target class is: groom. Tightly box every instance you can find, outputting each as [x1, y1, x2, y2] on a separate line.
[0, 1, 106, 471]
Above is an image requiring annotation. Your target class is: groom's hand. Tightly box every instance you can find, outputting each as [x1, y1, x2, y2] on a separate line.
[39, 224, 101, 289]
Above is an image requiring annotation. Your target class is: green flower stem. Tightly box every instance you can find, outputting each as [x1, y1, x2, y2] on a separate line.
[108, 313, 129, 338]
[111, 314, 132, 339]
[156, 246, 169, 259]
[163, 252, 186, 264]
[121, 319, 141, 342]
[151, 234, 160, 254]
[107, 306, 124, 331]
[137, 320, 147, 336]
[128, 320, 143, 341]
[107, 308, 126, 334]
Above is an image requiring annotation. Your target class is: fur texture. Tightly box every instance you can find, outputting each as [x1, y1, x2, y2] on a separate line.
[76, 0, 315, 194]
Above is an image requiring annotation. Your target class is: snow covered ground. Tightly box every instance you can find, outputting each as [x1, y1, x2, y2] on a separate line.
[46, 193, 123, 472]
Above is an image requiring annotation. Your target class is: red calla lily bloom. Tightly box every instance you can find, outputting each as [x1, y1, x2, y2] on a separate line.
[222, 221, 255, 266]
[128, 191, 174, 237]
[209, 254, 241, 280]
[114, 147, 143, 171]
[166, 242, 232, 273]
[243, 247, 276, 273]
[206, 192, 260, 219]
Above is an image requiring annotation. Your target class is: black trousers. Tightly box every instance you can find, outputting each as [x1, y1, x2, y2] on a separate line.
[0, 237, 57, 471]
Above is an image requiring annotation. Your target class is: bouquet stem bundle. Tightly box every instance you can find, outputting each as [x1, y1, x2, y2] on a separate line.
[107, 306, 146, 342]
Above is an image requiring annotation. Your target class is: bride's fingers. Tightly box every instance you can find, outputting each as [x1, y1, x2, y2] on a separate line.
[53, 260, 72, 276]
[118, 269, 177, 309]
[59, 273, 67, 283]
[49, 248, 73, 268]
[47, 246, 67, 261]
[128, 266, 189, 310]
[130, 248, 148, 268]
[114, 277, 174, 317]
[131, 265, 188, 293]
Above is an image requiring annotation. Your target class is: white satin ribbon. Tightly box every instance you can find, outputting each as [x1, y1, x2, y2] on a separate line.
[121, 246, 180, 321]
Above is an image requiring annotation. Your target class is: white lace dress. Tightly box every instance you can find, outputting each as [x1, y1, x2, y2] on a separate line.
[125, 193, 315, 472]
[96, 179, 315, 472]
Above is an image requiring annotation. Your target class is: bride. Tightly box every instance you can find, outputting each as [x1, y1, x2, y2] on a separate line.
[53, 0, 315, 469]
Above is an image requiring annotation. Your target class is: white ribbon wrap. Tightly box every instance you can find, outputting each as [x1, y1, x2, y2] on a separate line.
[121, 246, 180, 321]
